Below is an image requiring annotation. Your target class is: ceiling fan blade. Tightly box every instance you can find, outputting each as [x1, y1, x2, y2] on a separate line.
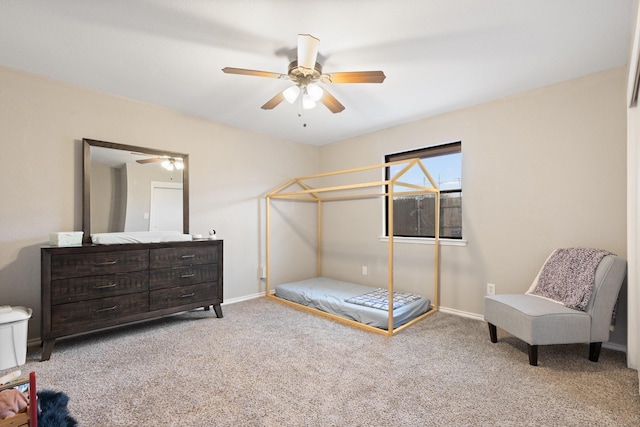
[321, 71, 386, 84]
[261, 91, 285, 110]
[222, 67, 287, 79]
[297, 34, 320, 72]
[320, 89, 345, 114]
[136, 158, 162, 164]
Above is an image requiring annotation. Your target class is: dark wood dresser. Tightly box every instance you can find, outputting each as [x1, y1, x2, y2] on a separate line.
[40, 239, 223, 360]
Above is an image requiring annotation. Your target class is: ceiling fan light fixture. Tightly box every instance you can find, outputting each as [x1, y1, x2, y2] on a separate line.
[302, 93, 316, 110]
[174, 159, 184, 170]
[307, 83, 323, 101]
[283, 85, 300, 103]
[161, 159, 174, 171]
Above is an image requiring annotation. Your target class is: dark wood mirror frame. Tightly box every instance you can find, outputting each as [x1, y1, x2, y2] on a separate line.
[82, 138, 189, 243]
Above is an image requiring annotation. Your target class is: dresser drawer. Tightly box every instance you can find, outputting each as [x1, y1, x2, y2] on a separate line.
[51, 292, 149, 330]
[150, 282, 219, 311]
[51, 271, 149, 305]
[50, 250, 149, 280]
[150, 245, 219, 268]
[149, 264, 218, 290]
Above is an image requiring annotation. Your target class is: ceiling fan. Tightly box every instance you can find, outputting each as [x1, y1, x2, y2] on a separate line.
[135, 155, 184, 171]
[222, 34, 386, 114]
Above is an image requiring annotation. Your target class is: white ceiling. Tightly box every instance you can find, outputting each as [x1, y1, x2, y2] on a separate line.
[0, 1, 634, 146]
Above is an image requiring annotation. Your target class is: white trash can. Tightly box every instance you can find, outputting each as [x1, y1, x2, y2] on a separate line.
[0, 306, 32, 370]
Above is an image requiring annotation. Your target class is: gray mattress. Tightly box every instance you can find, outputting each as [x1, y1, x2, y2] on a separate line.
[274, 277, 431, 330]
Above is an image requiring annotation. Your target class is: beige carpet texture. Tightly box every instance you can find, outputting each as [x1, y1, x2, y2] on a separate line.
[2, 298, 639, 426]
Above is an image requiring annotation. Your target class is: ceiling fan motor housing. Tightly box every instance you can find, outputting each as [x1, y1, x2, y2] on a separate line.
[288, 60, 323, 86]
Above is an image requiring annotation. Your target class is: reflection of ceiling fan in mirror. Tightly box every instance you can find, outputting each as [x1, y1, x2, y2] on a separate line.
[222, 34, 386, 114]
[135, 155, 184, 171]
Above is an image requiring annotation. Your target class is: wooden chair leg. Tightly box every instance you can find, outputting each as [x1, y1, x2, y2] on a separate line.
[488, 323, 497, 343]
[589, 342, 602, 362]
[528, 344, 538, 366]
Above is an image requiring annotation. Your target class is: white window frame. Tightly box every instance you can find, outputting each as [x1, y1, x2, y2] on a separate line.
[382, 142, 465, 246]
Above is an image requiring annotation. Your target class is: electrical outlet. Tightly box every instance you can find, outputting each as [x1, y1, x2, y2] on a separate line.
[487, 283, 496, 295]
[362, 266, 368, 275]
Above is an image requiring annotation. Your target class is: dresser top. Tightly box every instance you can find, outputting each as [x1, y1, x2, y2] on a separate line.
[42, 239, 223, 254]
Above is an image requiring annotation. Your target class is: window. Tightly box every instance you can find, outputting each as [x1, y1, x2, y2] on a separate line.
[385, 142, 462, 239]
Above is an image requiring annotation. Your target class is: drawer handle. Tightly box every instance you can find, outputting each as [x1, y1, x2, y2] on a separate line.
[180, 293, 195, 298]
[95, 305, 117, 313]
[94, 260, 118, 266]
[181, 273, 195, 278]
[94, 283, 117, 289]
[181, 254, 196, 259]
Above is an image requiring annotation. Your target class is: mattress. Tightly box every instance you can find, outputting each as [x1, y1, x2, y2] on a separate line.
[275, 277, 431, 330]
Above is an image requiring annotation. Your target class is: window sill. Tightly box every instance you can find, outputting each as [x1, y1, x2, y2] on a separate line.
[378, 236, 468, 246]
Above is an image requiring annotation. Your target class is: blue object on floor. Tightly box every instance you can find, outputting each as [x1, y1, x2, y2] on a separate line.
[37, 390, 78, 427]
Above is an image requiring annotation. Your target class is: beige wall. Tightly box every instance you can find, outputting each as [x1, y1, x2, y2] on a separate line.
[0, 64, 629, 347]
[319, 67, 628, 344]
[0, 65, 319, 340]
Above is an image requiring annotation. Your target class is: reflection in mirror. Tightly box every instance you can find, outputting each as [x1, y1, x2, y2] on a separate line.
[83, 139, 189, 243]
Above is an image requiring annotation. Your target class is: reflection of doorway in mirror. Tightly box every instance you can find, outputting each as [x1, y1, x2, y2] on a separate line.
[149, 181, 183, 232]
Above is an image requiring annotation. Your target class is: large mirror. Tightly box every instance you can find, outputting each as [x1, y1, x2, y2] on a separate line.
[83, 138, 189, 243]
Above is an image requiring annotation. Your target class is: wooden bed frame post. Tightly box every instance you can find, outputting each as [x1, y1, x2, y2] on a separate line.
[387, 184, 394, 334]
[317, 200, 322, 277]
[433, 192, 440, 310]
[266, 195, 271, 295]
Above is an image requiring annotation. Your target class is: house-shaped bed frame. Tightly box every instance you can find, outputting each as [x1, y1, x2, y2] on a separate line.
[265, 158, 440, 336]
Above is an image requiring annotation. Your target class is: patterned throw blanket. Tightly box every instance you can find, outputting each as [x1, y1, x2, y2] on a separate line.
[530, 248, 613, 311]
[345, 289, 422, 311]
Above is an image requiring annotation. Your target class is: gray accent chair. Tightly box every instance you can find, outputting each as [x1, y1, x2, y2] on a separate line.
[484, 254, 626, 366]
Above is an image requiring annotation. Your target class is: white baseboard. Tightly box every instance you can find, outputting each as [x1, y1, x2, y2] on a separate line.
[437, 306, 628, 353]
[27, 296, 628, 356]
[26, 294, 268, 348]
[28, 337, 41, 348]
[223, 296, 487, 322]
[603, 341, 627, 353]
[222, 292, 266, 305]
[438, 305, 485, 321]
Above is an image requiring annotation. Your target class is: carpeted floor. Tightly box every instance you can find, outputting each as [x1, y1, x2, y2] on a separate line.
[2, 297, 639, 426]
